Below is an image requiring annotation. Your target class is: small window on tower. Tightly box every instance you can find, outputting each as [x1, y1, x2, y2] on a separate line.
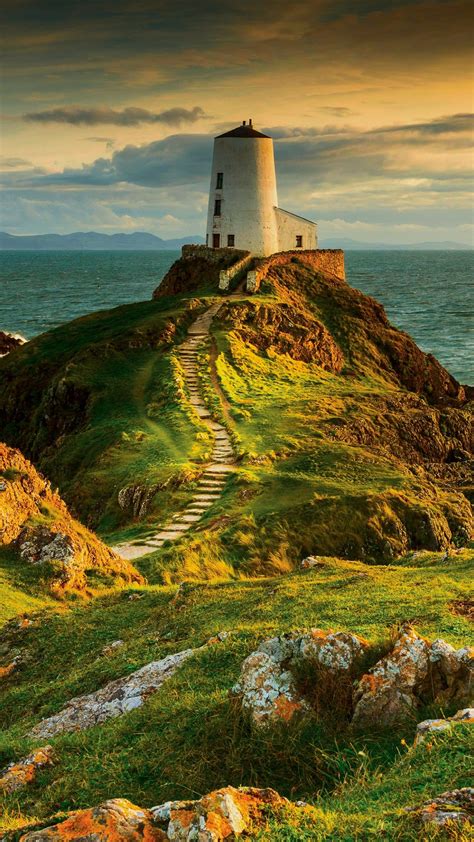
[296, 235, 303, 248]
[227, 234, 235, 247]
[216, 172, 223, 189]
[214, 199, 221, 216]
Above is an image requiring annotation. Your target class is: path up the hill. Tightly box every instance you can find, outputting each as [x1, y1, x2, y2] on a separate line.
[112, 302, 236, 560]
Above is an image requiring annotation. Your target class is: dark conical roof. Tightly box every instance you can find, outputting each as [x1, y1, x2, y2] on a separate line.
[216, 121, 270, 139]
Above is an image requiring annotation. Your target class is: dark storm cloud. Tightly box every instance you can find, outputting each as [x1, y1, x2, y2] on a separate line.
[23, 106, 207, 127]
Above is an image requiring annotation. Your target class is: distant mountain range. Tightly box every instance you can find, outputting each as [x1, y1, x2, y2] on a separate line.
[0, 231, 205, 250]
[0, 231, 471, 251]
[321, 237, 472, 250]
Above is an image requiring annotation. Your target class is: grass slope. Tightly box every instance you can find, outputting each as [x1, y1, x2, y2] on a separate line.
[1, 549, 472, 838]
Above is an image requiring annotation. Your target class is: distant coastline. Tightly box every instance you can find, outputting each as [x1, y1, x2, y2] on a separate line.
[0, 231, 471, 251]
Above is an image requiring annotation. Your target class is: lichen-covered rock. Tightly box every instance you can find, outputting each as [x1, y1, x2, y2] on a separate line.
[429, 638, 473, 704]
[0, 442, 144, 595]
[352, 626, 473, 730]
[414, 708, 474, 745]
[0, 746, 54, 794]
[405, 787, 473, 828]
[352, 626, 431, 730]
[151, 785, 288, 840]
[300, 556, 324, 569]
[19, 798, 166, 840]
[231, 629, 368, 726]
[29, 648, 196, 740]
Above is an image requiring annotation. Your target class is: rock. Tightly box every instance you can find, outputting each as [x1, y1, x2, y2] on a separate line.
[414, 708, 474, 745]
[28, 647, 197, 739]
[17, 528, 75, 567]
[231, 629, 368, 726]
[151, 785, 288, 840]
[405, 787, 473, 828]
[0, 330, 26, 357]
[352, 626, 473, 730]
[429, 639, 473, 704]
[206, 631, 230, 645]
[300, 555, 324, 569]
[0, 442, 144, 595]
[102, 639, 125, 656]
[117, 484, 160, 518]
[0, 746, 54, 794]
[19, 798, 166, 840]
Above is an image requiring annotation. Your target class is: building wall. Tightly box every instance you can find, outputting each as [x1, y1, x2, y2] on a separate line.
[275, 208, 317, 252]
[206, 137, 279, 257]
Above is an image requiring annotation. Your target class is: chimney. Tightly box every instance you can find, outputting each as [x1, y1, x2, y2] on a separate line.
[249, 118, 253, 127]
[243, 120, 246, 125]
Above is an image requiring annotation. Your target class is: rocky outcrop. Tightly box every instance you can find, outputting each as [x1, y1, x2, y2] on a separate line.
[0, 442, 143, 594]
[233, 625, 472, 731]
[16, 787, 295, 841]
[154, 246, 250, 298]
[0, 746, 54, 794]
[19, 799, 166, 841]
[231, 629, 368, 726]
[29, 647, 196, 739]
[414, 708, 474, 745]
[352, 626, 473, 730]
[405, 788, 473, 829]
[151, 785, 288, 840]
[0, 330, 27, 357]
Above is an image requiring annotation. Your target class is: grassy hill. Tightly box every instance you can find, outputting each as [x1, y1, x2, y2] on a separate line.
[0, 251, 472, 838]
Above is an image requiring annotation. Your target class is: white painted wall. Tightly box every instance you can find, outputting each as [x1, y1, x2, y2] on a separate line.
[206, 136, 279, 257]
[275, 208, 318, 251]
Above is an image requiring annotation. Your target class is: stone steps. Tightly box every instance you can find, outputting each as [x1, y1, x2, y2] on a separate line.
[112, 301, 237, 559]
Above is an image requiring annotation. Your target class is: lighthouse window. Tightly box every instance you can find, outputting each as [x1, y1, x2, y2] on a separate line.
[213, 233, 220, 248]
[227, 234, 235, 247]
[296, 235, 303, 248]
[214, 199, 221, 216]
[216, 172, 223, 189]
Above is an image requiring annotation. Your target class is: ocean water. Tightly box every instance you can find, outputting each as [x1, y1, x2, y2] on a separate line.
[0, 249, 472, 383]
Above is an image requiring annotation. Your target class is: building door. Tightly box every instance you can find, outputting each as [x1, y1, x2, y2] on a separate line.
[213, 233, 220, 248]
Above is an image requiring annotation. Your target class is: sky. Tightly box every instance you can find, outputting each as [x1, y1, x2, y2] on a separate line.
[1, 0, 473, 244]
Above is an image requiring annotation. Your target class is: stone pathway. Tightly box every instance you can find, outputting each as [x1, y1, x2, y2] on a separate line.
[112, 302, 236, 560]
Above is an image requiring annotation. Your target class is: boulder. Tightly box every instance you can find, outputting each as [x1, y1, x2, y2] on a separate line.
[29, 647, 196, 740]
[0, 746, 54, 794]
[19, 799, 166, 840]
[352, 626, 473, 730]
[231, 629, 368, 726]
[414, 708, 474, 745]
[405, 788, 473, 828]
[352, 626, 431, 730]
[151, 785, 288, 840]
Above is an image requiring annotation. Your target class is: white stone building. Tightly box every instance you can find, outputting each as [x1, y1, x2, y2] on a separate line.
[206, 120, 317, 257]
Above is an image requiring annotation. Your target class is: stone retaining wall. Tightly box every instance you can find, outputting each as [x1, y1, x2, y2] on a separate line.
[246, 249, 345, 292]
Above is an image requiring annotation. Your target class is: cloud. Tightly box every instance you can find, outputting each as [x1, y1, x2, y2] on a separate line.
[0, 156, 32, 168]
[23, 105, 208, 127]
[317, 107, 356, 116]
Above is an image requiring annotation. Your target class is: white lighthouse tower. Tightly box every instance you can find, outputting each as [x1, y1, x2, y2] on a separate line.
[206, 119, 317, 257]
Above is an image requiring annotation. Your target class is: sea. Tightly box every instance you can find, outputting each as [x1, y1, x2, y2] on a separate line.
[0, 249, 472, 383]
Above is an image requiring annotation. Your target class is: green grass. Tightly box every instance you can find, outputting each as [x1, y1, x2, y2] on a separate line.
[0, 548, 57, 625]
[1, 549, 472, 837]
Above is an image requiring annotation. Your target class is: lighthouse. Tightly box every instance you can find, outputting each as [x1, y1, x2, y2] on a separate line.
[206, 119, 317, 257]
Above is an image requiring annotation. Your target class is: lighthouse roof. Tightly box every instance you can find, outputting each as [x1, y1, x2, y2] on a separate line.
[217, 121, 270, 139]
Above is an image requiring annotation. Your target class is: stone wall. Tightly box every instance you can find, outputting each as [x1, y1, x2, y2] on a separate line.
[246, 249, 345, 292]
[219, 252, 253, 291]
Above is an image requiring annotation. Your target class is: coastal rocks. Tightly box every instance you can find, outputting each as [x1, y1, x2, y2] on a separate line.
[300, 555, 324, 569]
[405, 788, 474, 829]
[414, 708, 474, 745]
[233, 625, 472, 731]
[0, 746, 54, 794]
[151, 785, 288, 840]
[118, 484, 160, 518]
[28, 647, 196, 739]
[19, 799, 166, 841]
[231, 629, 368, 726]
[0, 330, 26, 357]
[16, 527, 75, 567]
[0, 442, 144, 594]
[352, 627, 473, 730]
